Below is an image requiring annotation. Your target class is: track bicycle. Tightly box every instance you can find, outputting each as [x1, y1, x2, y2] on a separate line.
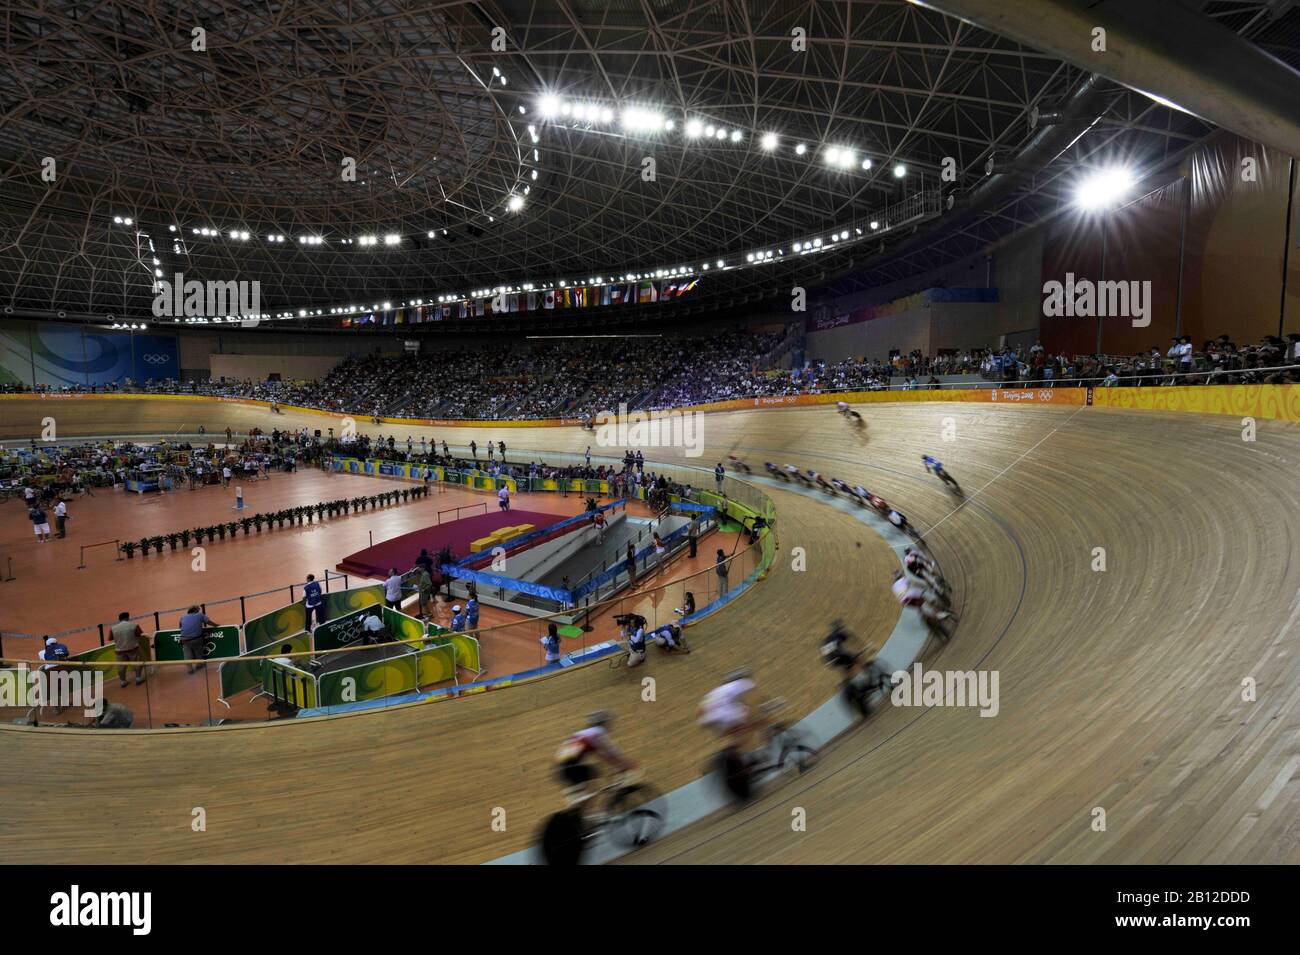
[712, 699, 818, 804]
[537, 771, 667, 865]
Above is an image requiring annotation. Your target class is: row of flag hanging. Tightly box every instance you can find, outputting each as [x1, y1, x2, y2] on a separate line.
[340, 278, 700, 327]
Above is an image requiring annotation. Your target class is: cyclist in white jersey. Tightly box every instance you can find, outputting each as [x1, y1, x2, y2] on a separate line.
[698, 668, 763, 747]
[554, 711, 633, 792]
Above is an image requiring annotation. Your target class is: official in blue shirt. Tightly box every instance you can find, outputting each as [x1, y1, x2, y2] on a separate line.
[303, 574, 325, 629]
[465, 595, 479, 629]
[451, 605, 467, 632]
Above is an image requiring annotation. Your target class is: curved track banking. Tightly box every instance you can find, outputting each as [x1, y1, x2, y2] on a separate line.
[0, 397, 1297, 864]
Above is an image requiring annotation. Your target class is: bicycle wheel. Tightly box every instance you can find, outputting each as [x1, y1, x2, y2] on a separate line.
[607, 783, 666, 848]
[776, 729, 819, 774]
[714, 747, 754, 803]
[842, 681, 872, 720]
[538, 808, 586, 866]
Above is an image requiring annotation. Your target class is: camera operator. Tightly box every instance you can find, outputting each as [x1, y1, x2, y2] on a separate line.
[616, 613, 649, 667]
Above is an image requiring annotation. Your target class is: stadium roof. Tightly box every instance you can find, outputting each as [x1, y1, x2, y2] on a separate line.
[1, 0, 1297, 326]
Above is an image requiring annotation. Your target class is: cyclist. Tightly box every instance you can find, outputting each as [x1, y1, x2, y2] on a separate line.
[922, 455, 962, 494]
[764, 461, 787, 481]
[697, 667, 764, 750]
[819, 620, 857, 671]
[808, 470, 834, 494]
[554, 711, 634, 796]
[726, 454, 752, 475]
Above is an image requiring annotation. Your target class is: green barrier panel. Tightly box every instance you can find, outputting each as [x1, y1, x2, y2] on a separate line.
[427, 634, 482, 676]
[318, 649, 419, 706]
[262, 662, 318, 709]
[696, 489, 759, 528]
[415, 644, 458, 686]
[219, 630, 312, 699]
[243, 603, 307, 652]
[70, 643, 125, 667]
[382, 607, 425, 646]
[322, 584, 383, 621]
[536, 478, 558, 492]
[312, 606, 376, 653]
[152, 626, 241, 662]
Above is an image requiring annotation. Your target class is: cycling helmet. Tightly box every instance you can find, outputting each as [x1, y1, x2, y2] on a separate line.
[586, 710, 613, 728]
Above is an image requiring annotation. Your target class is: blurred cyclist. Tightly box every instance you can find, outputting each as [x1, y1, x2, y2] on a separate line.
[554, 710, 634, 799]
[698, 667, 766, 751]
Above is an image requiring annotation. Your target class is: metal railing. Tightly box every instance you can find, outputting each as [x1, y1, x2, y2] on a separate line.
[0, 472, 776, 729]
[0, 570, 351, 656]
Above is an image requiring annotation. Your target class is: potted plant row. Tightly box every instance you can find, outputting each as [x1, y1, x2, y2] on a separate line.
[119, 485, 429, 557]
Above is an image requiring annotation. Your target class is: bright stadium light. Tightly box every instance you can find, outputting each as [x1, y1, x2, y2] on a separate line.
[795, 143, 807, 155]
[861, 157, 873, 171]
[714, 128, 727, 140]
[539, 94, 561, 118]
[730, 129, 742, 142]
[825, 147, 853, 167]
[1074, 166, 1136, 211]
[893, 163, 906, 178]
[507, 194, 525, 212]
[383, 234, 401, 245]
[686, 118, 703, 138]
[622, 107, 666, 133]
[761, 132, 778, 151]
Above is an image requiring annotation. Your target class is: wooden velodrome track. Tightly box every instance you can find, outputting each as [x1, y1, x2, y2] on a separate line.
[0, 395, 1296, 864]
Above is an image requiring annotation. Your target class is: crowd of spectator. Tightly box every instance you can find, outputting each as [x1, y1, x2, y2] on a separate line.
[5, 331, 1296, 416]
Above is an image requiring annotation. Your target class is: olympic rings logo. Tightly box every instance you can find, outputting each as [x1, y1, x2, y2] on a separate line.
[141, 354, 171, 364]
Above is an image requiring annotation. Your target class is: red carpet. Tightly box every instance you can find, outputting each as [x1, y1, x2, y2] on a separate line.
[337, 509, 568, 578]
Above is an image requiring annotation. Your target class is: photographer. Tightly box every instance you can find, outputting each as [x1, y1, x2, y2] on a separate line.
[616, 613, 648, 667]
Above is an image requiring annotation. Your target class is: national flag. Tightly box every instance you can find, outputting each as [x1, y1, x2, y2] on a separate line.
[544, 290, 555, 309]
[395, 308, 406, 324]
[601, 284, 611, 306]
[527, 292, 538, 311]
[474, 298, 485, 317]
[679, 278, 700, 296]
